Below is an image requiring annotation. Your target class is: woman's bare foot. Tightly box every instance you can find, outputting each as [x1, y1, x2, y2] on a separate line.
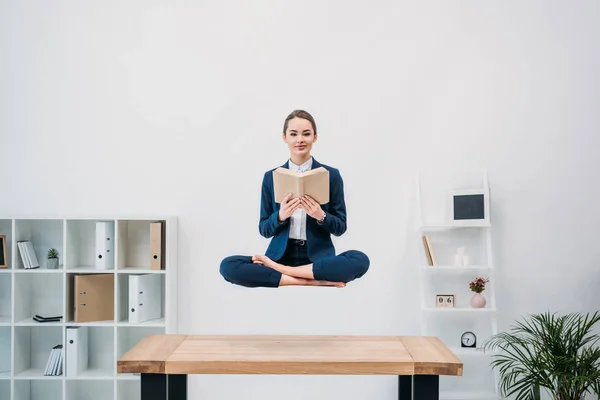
[253, 254, 316, 280]
[308, 280, 346, 288]
[252, 255, 285, 272]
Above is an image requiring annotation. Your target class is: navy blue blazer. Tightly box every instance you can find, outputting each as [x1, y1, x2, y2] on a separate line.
[258, 157, 347, 261]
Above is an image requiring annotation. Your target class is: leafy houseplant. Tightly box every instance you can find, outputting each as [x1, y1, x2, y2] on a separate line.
[469, 277, 489, 308]
[484, 311, 600, 400]
[47, 248, 59, 269]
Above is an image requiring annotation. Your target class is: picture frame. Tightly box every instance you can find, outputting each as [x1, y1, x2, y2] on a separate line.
[0, 235, 7, 269]
[435, 294, 455, 308]
[450, 188, 490, 226]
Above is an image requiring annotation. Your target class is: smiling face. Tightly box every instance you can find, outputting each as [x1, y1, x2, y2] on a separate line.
[283, 117, 317, 164]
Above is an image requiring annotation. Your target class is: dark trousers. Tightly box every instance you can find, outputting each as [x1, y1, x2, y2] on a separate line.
[220, 239, 370, 288]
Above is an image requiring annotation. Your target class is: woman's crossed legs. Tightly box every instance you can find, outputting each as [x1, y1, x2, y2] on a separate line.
[220, 240, 370, 288]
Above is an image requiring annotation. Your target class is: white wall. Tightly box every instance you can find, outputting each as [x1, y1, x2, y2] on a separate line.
[2, 0, 600, 399]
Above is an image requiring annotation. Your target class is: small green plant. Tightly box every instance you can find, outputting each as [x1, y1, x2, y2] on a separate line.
[47, 248, 59, 259]
[484, 311, 600, 400]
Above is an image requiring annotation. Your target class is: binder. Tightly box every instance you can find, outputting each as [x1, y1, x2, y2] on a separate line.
[129, 274, 162, 323]
[66, 326, 88, 377]
[74, 274, 114, 322]
[149, 221, 165, 270]
[95, 221, 114, 270]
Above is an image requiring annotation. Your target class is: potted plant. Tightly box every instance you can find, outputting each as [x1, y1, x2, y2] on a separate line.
[468, 277, 489, 308]
[484, 311, 600, 400]
[47, 248, 59, 269]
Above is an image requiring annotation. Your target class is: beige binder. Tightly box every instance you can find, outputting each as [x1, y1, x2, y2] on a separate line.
[73, 274, 114, 322]
[150, 221, 165, 270]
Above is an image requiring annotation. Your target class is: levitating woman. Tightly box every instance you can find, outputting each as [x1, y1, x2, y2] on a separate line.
[220, 109, 370, 288]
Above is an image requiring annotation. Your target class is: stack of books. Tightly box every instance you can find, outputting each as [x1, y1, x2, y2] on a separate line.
[17, 240, 40, 269]
[44, 344, 63, 376]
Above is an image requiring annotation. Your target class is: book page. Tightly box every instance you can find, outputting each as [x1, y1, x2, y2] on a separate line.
[301, 167, 329, 204]
[273, 168, 300, 203]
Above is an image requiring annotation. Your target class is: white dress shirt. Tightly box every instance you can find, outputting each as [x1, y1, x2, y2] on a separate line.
[287, 157, 312, 240]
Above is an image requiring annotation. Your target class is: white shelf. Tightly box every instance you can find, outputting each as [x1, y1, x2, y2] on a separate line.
[0, 216, 178, 400]
[416, 171, 500, 398]
[14, 379, 62, 400]
[15, 317, 63, 326]
[450, 347, 499, 356]
[117, 379, 140, 399]
[13, 325, 63, 377]
[419, 223, 491, 230]
[13, 269, 63, 274]
[0, 273, 11, 322]
[14, 272, 63, 322]
[423, 307, 497, 312]
[0, 326, 10, 376]
[66, 380, 113, 400]
[0, 381, 8, 400]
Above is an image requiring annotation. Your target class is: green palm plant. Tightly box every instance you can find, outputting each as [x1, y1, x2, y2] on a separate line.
[483, 311, 600, 400]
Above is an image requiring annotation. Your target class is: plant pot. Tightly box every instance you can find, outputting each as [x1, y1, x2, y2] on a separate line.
[470, 292, 486, 308]
[47, 257, 59, 269]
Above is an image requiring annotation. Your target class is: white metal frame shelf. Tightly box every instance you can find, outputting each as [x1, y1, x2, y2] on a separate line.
[0, 215, 178, 400]
[415, 172, 500, 400]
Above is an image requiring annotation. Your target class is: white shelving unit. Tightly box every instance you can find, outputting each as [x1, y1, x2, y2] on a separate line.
[415, 172, 500, 400]
[0, 216, 178, 400]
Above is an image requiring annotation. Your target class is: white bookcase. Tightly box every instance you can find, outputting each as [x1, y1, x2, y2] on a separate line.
[415, 172, 500, 400]
[0, 216, 178, 400]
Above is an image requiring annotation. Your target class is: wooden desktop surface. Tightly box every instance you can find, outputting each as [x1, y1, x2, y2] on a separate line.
[117, 335, 463, 376]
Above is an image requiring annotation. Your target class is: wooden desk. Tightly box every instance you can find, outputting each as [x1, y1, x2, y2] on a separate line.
[117, 334, 463, 400]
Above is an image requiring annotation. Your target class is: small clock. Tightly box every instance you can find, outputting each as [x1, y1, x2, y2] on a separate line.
[461, 331, 476, 348]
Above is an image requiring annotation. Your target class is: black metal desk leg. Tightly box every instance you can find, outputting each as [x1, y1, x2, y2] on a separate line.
[168, 374, 188, 399]
[142, 374, 166, 400]
[413, 375, 439, 400]
[398, 375, 412, 400]
[141, 373, 188, 400]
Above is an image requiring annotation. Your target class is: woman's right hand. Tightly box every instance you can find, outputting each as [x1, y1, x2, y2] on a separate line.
[278, 193, 301, 222]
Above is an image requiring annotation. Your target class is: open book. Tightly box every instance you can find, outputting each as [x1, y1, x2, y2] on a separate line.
[273, 167, 329, 204]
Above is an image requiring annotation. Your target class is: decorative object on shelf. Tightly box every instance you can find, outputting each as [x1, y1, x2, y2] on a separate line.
[47, 247, 59, 269]
[435, 294, 455, 308]
[421, 235, 436, 266]
[461, 331, 476, 348]
[0, 234, 7, 268]
[484, 311, 600, 400]
[469, 277, 489, 308]
[450, 188, 490, 226]
[454, 247, 469, 266]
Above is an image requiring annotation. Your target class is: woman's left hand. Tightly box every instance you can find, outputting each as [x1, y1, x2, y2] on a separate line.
[300, 195, 326, 220]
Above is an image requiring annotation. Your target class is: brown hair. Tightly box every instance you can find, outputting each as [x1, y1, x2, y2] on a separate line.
[282, 109, 317, 135]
